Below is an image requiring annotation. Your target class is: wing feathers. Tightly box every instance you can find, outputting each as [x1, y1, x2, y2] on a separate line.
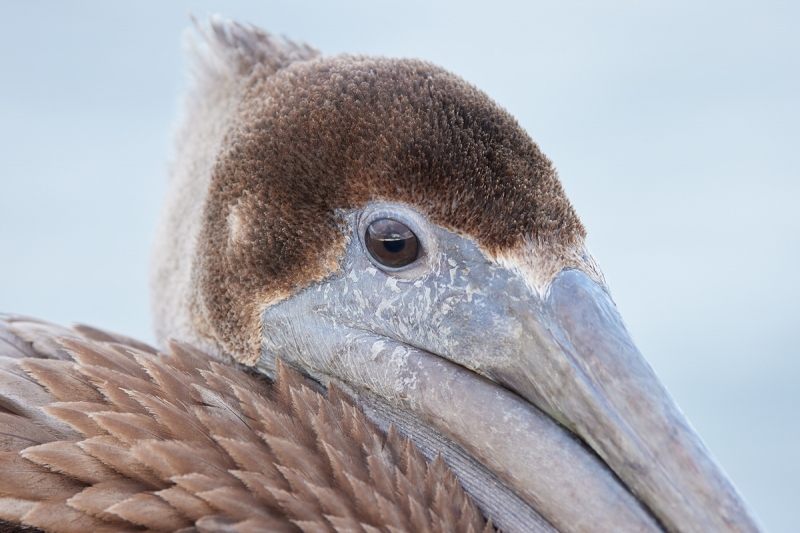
[0, 318, 491, 532]
[213, 438, 282, 481]
[71, 324, 158, 355]
[0, 450, 84, 500]
[0, 497, 37, 524]
[42, 401, 116, 438]
[20, 359, 104, 404]
[78, 435, 168, 489]
[0, 315, 43, 360]
[132, 440, 234, 480]
[229, 470, 287, 510]
[106, 492, 191, 531]
[66, 481, 144, 521]
[22, 500, 119, 533]
[21, 440, 123, 485]
[89, 411, 161, 445]
[0, 412, 59, 451]
[5, 318, 74, 361]
[156, 486, 216, 522]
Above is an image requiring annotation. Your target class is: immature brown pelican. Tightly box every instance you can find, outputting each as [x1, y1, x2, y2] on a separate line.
[0, 19, 761, 533]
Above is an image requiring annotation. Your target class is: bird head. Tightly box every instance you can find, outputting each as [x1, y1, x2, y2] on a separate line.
[151, 20, 760, 533]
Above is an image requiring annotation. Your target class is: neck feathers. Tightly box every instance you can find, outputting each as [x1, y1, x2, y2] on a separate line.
[149, 19, 319, 360]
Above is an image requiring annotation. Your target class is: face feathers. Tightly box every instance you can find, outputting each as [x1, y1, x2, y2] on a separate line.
[150, 19, 585, 363]
[0, 316, 492, 533]
[198, 53, 585, 361]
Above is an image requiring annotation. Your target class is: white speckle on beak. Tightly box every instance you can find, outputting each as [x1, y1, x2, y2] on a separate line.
[370, 339, 386, 360]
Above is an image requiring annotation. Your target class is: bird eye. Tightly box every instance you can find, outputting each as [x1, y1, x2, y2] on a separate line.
[365, 219, 420, 268]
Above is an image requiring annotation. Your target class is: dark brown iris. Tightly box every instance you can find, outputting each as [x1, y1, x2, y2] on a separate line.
[365, 219, 420, 268]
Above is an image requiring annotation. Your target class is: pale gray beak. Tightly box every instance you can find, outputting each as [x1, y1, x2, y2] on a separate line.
[485, 268, 760, 533]
[258, 207, 762, 533]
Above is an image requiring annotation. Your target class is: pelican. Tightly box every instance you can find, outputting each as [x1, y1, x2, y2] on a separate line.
[0, 19, 761, 533]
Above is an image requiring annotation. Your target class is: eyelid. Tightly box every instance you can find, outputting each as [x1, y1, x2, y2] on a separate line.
[368, 219, 414, 240]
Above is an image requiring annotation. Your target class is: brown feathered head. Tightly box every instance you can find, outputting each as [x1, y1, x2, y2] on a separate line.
[150, 19, 760, 533]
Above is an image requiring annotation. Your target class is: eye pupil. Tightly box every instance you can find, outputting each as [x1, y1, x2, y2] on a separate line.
[383, 237, 405, 254]
[365, 219, 420, 268]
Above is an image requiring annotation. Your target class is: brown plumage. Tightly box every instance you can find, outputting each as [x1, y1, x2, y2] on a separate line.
[0, 315, 491, 533]
[152, 20, 588, 361]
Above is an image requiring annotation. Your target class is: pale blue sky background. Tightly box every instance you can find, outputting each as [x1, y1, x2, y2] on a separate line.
[0, 1, 797, 530]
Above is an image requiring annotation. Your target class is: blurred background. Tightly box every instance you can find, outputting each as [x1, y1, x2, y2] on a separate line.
[0, 1, 797, 530]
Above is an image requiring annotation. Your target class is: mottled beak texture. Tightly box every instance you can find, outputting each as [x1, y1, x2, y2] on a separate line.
[527, 269, 758, 532]
[258, 206, 761, 533]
